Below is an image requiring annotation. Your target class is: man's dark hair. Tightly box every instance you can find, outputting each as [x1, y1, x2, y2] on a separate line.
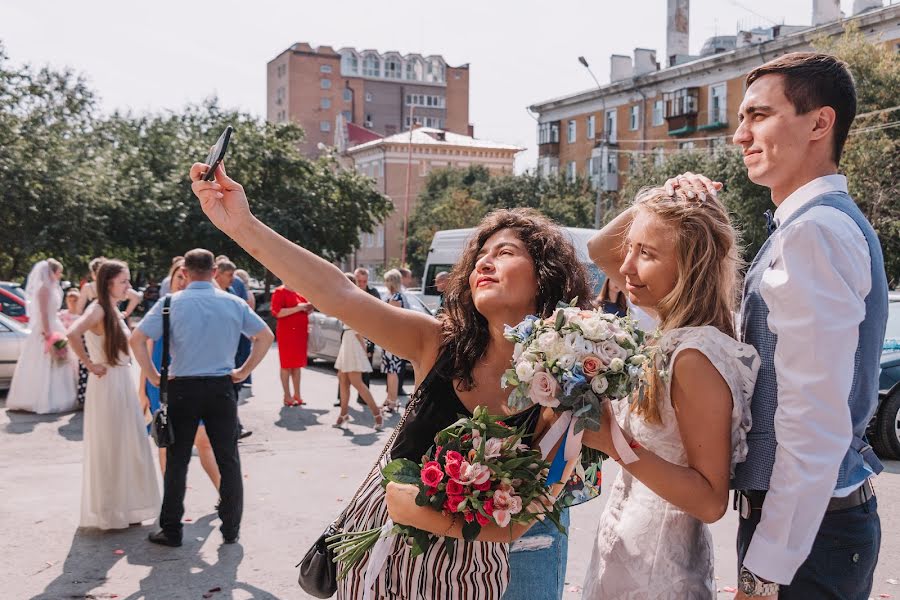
[746, 52, 856, 165]
[184, 248, 215, 275]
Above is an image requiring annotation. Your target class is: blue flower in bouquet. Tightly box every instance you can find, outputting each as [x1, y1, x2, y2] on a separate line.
[562, 364, 587, 396]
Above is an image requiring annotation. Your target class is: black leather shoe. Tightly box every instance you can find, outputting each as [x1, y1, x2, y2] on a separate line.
[223, 533, 239, 544]
[148, 530, 182, 547]
[238, 428, 252, 440]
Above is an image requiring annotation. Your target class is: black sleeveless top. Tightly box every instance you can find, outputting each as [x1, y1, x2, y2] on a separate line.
[390, 351, 541, 462]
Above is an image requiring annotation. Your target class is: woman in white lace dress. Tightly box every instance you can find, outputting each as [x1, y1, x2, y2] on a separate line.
[582, 184, 760, 599]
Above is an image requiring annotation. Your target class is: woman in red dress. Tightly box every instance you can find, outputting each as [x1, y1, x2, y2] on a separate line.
[271, 284, 312, 406]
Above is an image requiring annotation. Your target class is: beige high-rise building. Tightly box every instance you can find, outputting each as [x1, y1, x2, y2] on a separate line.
[267, 43, 472, 157]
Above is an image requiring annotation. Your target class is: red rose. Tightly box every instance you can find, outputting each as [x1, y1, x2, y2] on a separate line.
[475, 511, 490, 526]
[474, 480, 492, 492]
[444, 495, 465, 513]
[426, 487, 437, 497]
[482, 499, 494, 514]
[444, 451, 463, 479]
[420, 461, 444, 488]
[464, 510, 475, 523]
[445, 479, 464, 496]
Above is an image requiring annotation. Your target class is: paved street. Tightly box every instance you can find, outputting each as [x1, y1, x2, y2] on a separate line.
[2, 346, 898, 600]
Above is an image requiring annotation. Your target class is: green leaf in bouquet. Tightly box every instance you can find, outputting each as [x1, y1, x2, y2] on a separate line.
[415, 489, 429, 506]
[461, 519, 481, 543]
[409, 529, 433, 559]
[381, 458, 422, 485]
[573, 403, 593, 418]
[554, 310, 566, 331]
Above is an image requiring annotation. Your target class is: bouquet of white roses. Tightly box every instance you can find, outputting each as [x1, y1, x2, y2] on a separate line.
[501, 301, 649, 478]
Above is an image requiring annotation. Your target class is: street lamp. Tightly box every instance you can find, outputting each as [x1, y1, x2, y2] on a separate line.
[578, 56, 606, 229]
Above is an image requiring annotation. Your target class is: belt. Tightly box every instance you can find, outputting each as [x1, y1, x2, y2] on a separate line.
[736, 479, 875, 519]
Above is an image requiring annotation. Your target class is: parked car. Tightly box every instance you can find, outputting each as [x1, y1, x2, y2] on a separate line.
[307, 289, 433, 371]
[0, 312, 28, 389]
[0, 281, 25, 299]
[870, 291, 900, 460]
[0, 286, 27, 324]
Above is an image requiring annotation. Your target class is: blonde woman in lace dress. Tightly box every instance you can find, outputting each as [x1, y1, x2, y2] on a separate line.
[582, 184, 760, 599]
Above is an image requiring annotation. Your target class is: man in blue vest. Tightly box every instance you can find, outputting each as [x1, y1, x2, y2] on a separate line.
[672, 53, 886, 599]
[131, 248, 274, 547]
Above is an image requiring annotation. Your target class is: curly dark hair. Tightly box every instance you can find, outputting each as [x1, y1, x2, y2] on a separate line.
[439, 208, 593, 390]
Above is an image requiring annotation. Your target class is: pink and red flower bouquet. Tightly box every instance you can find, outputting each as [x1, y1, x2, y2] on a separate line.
[44, 332, 70, 366]
[328, 406, 562, 580]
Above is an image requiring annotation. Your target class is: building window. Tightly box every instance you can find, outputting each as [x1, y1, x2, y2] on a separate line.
[664, 88, 699, 118]
[653, 147, 665, 166]
[365, 114, 373, 128]
[320, 78, 331, 89]
[606, 150, 618, 174]
[652, 100, 664, 126]
[567, 120, 576, 143]
[320, 121, 331, 132]
[343, 88, 352, 102]
[709, 83, 727, 124]
[342, 110, 352, 122]
[276, 64, 286, 78]
[630, 105, 640, 131]
[587, 115, 596, 139]
[605, 109, 617, 143]
[567, 161, 577, 181]
[365, 92, 373, 102]
[276, 87, 285, 104]
[679, 140, 695, 150]
[321, 97, 331, 109]
[538, 122, 559, 144]
[384, 57, 402, 79]
[341, 53, 358, 74]
[363, 54, 380, 77]
[320, 65, 332, 73]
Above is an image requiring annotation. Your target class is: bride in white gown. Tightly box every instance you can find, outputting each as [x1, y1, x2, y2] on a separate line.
[582, 184, 760, 599]
[67, 260, 160, 530]
[6, 259, 78, 414]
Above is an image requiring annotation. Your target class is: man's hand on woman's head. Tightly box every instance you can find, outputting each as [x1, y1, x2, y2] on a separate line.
[190, 161, 253, 236]
[663, 172, 723, 201]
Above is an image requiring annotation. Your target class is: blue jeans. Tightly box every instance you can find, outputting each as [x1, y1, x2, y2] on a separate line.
[737, 494, 880, 599]
[504, 507, 570, 600]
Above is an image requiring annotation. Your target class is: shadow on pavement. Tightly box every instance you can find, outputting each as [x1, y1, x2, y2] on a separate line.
[273, 406, 328, 432]
[57, 411, 84, 442]
[32, 514, 277, 600]
[4, 408, 70, 435]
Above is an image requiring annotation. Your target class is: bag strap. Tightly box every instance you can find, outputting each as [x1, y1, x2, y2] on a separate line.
[159, 295, 172, 406]
[335, 387, 424, 527]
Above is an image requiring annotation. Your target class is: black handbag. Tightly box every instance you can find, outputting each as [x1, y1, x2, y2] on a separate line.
[150, 295, 174, 449]
[297, 392, 422, 597]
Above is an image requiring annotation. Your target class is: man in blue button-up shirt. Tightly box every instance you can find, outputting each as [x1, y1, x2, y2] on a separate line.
[131, 248, 274, 547]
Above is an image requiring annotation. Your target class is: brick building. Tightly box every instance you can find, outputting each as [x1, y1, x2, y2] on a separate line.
[529, 0, 900, 219]
[344, 127, 522, 272]
[267, 43, 471, 156]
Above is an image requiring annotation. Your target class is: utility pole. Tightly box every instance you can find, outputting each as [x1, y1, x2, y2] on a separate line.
[400, 106, 415, 267]
[578, 56, 606, 228]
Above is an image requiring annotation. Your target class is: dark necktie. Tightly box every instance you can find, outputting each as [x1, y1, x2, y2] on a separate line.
[764, 209, 778, 236]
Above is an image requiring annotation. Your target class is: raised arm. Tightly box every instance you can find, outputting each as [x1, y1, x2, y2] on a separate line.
[587, 207, 633, 292]
[121, 288, 143, 321]
[190, 162, 441, 364]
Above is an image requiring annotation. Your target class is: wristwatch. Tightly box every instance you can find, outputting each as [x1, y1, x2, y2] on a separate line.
[739, 566, 780, 596]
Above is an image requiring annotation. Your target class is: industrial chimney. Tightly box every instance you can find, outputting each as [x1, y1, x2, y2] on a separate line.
[667, 0, 690, 67]
[812, 0, 841, 25]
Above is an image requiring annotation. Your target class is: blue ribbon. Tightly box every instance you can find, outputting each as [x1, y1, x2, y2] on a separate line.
[547, 432, 568, 486]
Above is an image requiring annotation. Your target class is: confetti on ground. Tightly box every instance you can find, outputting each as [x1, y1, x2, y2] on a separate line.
[336, 498, 344, 502]
[888, 579, 899, 585]
[878, 594, 891, 599]
[208, 588, 222, 593]
[722, 586, 737, 593]
[567, 585, 581, 593]
[196, 537, 204, 541]
[113, 549, 125, 555]
[185, 518, 193, 522]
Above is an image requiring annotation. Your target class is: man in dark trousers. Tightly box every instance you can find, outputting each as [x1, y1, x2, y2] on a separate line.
[131, 249, 274, 546]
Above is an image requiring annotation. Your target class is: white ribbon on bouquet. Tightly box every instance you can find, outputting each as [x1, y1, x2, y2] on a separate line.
[362, 518, 395, 600]
[538, 401, 639, 469]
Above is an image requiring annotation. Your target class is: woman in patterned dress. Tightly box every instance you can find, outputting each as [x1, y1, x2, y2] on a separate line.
[189, 160, 592, 598]
[379, 268, 410, 413]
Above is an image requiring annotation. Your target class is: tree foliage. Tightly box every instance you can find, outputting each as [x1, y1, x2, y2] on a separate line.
[406, 165, 595, 275]
[0, 43, 393, 285]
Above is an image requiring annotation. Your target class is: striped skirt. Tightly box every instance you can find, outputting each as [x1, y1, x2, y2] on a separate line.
[337, 456, 510, 599]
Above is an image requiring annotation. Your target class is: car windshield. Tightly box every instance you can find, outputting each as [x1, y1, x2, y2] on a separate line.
[885, 300, 900, 351]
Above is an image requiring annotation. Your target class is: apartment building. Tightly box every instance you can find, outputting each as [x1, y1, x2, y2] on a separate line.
[529, 0, 900, 201]
[345, 127, 522, 271]
[267, 43, 471, 156]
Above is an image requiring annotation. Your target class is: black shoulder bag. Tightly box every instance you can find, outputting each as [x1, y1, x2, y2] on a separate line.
[150, 295, 174, 448]
[297, 391, 422, 597]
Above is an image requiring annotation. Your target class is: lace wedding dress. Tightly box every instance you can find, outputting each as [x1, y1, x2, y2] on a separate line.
[582, 326, 760, 600]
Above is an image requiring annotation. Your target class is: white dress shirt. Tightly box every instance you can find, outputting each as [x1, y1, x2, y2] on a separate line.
[743, 174, 873, 584]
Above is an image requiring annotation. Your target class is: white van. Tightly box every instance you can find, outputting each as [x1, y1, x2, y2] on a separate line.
[420, 227, 605, 309]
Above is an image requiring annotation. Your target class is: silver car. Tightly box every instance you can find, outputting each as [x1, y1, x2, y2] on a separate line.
[307, 289, 433, 371]
[0, 312, 28, 390]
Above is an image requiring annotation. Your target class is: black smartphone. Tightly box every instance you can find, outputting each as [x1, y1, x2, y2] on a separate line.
[202, 126, 233, 181]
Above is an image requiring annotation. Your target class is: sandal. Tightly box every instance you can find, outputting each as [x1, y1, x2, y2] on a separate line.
[381, 399, 397, 414]
[292, 395, 304, 406]
[283, 395, 294, 407]
[333, 413, 352, 428]
[373, 413, 384, 431]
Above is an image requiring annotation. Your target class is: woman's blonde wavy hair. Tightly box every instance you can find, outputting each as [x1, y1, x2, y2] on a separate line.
[630, 184, 743, 423]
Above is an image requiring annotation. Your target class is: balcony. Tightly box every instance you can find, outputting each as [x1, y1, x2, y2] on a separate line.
[664, 87, 699, 136]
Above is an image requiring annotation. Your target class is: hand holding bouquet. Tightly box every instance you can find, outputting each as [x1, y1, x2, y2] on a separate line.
[44, 332, 70, 367]
[328, 406, 561, 585]
[502, 301, 649, 477]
